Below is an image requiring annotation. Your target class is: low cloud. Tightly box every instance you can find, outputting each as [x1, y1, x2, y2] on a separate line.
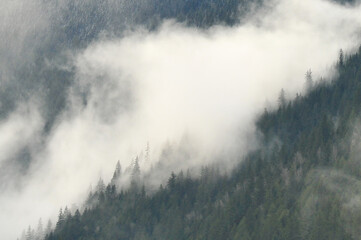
[2, 0, 361, 239]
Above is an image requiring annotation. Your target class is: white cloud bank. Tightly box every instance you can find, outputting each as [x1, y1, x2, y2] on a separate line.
[2, 0, 361, 239]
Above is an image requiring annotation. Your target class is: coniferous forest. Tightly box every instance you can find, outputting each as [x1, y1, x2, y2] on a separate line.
[43, 48, 361, 240]
[3, 0, 361, 240]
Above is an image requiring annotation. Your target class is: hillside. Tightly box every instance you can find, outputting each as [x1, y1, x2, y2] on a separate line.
[6, 0, 361, 239]
[40, 47, 361, 240]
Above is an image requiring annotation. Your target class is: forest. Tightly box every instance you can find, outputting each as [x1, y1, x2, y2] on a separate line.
[5, 0, 361, 239]
[33, 46, 361, 240]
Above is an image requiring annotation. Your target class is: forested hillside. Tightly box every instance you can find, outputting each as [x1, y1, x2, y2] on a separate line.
[40, 47, 361, 240]
[7, 0, 361, 239]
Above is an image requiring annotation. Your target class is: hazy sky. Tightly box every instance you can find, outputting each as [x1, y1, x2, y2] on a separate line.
[2, 0, 361, 239]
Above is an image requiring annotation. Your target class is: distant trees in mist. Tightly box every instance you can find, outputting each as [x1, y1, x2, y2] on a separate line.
[39, 46, 361, 239]
[19, 219, 52, 240]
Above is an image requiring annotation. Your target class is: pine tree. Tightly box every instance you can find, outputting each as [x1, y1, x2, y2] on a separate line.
[56, 208, 64, 229]
[167, 172, 176, 190]
[339, 49, 344, 67]
[96, 178, 106, 192]
[305, 69, 313, 93]
[35, 218, 44, 240]
[111, 160, 121, 184]
[132, 157, 141, 180]
[131, 156, 141, 189]
[64, 206, 71, 219]
[45, 220, 52, 237]
[26, 226, 34, 240]
[278, 89, 286, 107]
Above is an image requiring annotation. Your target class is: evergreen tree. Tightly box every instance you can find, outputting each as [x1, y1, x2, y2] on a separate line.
[56, 208, 64, 230]
[131, 156, 141, 184]
[26, 226, 34, 240]
[305, 69, 313, 92]
[96, 178, 106, 192]
[111, 160, 122, 185]
[278, 88, 287, 107]
[339, 49, 344, 67]
[35, 218, 44, 240]
[45, 220, 52, 237]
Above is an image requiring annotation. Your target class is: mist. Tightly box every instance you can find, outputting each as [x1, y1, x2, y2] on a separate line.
[2, 0, 361, 239]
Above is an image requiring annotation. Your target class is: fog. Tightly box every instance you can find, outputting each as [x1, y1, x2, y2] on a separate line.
[1, 0, 361, 239]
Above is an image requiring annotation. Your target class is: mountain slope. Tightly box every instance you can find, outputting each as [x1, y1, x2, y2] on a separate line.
[41, 47, 361, 240]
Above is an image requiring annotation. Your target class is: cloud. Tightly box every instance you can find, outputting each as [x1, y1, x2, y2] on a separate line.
[2, 0, 361, 239]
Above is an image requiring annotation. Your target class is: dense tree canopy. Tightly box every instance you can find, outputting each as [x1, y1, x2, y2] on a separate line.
[16, 1, 361, 239]
[39, 47, 361, 240]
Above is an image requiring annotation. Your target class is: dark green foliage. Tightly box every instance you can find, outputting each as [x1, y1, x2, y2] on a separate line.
[44, 47, 361, 239]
